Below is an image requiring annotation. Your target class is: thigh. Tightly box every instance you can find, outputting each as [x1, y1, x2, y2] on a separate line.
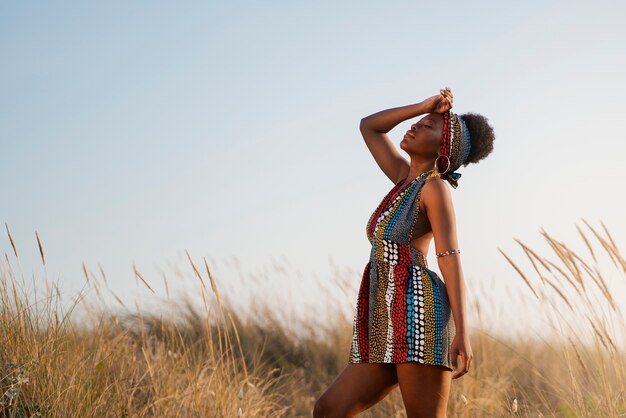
[315, 363, 398, 417]
[396, 363, 451, 418]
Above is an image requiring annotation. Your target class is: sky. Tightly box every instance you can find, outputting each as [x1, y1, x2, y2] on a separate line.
[1, 0, 625, 343]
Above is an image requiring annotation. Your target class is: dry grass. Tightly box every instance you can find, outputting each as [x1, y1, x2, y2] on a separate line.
[1, 219, 625, 417]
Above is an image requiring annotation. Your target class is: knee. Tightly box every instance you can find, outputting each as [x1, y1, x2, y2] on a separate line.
[314, 393, 346, 418]
[312, 395, 330, 418]
[313, 395, 357, 418]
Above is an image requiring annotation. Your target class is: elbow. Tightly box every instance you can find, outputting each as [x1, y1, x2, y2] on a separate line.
[436, 253, 462, 271]
[359, 117, 371, 133]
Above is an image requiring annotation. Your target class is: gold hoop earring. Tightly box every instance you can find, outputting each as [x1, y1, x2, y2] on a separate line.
[435, 154, 451, 174]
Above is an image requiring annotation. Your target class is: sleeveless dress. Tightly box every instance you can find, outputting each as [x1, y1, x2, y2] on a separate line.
[348, 168, 456, 371]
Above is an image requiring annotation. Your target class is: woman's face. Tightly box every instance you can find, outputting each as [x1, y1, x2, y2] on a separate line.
[400, 113, 443, 157]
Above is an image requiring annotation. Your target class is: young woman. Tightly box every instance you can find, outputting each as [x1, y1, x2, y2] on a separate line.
[313, 87, 495, 418]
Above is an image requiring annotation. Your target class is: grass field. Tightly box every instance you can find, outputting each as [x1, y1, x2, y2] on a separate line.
[1, 220, 625, 417]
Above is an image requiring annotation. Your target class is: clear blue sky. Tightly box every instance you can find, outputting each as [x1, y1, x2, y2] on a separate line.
[2, 1, 625, 338]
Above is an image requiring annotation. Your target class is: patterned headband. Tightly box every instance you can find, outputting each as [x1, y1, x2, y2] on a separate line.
[435, 111, 471, 189]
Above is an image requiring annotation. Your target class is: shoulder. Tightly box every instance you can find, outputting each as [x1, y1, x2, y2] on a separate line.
[421, 173, 454, 212]
[422, 172, 451, 196]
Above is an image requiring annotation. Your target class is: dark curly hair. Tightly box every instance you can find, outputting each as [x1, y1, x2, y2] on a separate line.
[459, 112, 495, 165]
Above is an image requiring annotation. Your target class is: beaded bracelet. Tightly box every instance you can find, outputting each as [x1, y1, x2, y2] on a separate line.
[435, 249, 461, 258]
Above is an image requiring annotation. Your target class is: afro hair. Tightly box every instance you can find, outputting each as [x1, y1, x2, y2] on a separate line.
[459, 112, 495, 165]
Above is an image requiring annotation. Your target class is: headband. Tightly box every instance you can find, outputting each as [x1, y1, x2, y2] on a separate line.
[435, 111, 471, 189]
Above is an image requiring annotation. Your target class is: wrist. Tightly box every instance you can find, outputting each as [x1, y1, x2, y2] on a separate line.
[455, 325, 469, 335]
[413, 100, 429, 115]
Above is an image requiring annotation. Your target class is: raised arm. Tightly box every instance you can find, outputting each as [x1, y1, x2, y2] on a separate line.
[359, 100, 431, 184]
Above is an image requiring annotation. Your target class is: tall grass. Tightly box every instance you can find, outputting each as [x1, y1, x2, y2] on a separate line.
[1, 219, 625, 417]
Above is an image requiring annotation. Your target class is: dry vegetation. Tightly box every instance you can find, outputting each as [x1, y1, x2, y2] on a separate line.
[1, 219, 625, 417]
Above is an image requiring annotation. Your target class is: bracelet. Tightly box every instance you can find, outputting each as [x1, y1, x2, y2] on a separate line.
[435, 249, 460, 258]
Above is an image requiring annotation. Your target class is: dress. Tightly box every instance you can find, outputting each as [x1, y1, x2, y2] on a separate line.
[348, 168, 456, 371]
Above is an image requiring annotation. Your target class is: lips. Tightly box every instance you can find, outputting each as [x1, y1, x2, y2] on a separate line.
[405, 130, 414, 139]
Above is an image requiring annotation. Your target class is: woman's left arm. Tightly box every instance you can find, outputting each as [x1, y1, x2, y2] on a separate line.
[422, 176, 473, 378]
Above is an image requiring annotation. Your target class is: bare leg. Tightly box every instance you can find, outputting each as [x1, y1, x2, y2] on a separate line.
[313, 363, 399, 418]
[396, 363, 451, 418]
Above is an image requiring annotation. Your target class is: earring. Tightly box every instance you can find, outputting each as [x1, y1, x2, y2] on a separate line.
[435, 154, 451, 174]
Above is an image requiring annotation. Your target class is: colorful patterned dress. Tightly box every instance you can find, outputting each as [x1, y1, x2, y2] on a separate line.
[348, 168, 456, 371]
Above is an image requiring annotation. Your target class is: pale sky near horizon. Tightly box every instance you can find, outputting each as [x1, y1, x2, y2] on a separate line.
[2, 1, 625, 343]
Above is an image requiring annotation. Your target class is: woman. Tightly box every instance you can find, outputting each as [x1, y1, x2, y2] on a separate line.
[313, 87, 495, 418]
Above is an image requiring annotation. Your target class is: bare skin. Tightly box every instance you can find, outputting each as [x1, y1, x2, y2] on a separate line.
[312, 363, 452, 418]
[312, 364, 398, 418]
[313, 87, 473, 417]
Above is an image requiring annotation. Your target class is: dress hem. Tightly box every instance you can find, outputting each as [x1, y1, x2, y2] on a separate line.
[347, 359, 453, 373]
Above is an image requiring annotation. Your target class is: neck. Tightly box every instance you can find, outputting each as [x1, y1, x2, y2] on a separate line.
[406, 158, 437, 181]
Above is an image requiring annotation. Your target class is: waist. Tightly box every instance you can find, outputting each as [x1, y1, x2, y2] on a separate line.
[370, 242, 429, 269]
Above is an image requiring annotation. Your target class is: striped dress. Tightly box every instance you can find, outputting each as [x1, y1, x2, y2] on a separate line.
[348, 168, 456, 371]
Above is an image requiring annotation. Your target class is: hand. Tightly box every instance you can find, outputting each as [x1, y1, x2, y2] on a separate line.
[450, 331, 473, 379]
[422, 86, 454, 114]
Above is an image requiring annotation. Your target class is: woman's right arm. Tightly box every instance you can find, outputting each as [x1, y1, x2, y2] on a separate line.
[360, 88, 453, 184]
[359, 100, 430, 184]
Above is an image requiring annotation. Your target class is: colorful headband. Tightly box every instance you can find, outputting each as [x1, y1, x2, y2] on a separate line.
[435, 111, 471, 189]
